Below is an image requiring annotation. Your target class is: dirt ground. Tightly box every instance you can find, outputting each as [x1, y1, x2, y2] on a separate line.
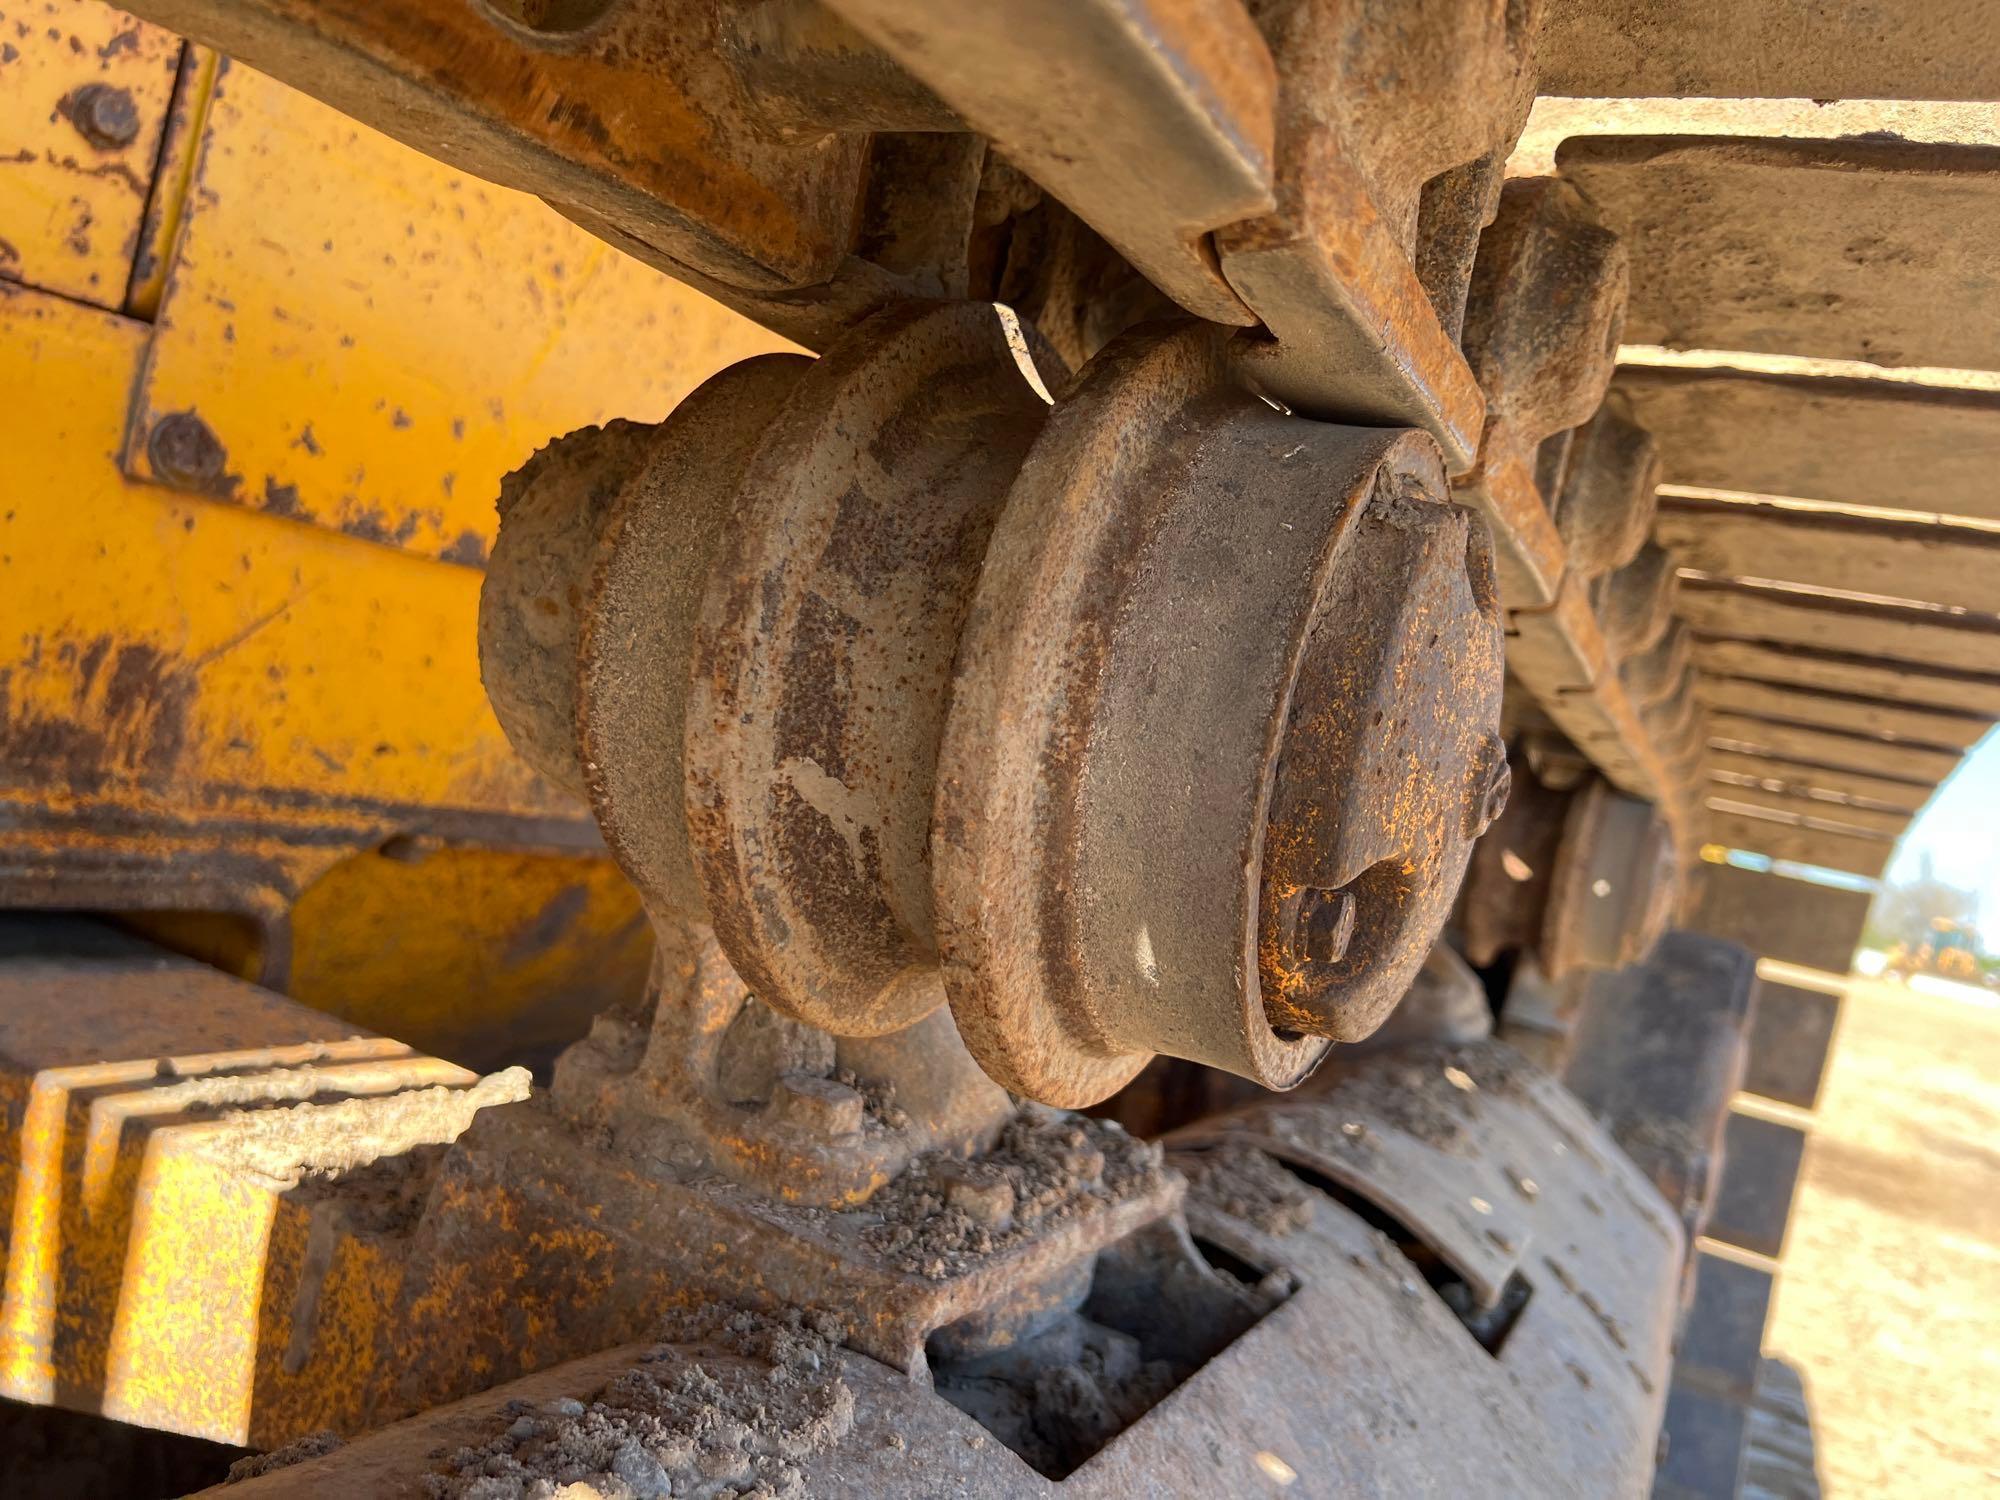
[1758, 967, 2000, 1495]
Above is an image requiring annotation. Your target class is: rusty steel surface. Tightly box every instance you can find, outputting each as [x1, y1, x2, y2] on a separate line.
[481, 311, 1508, 1108]
[1455, 174, 1627, 605]
[123, 0, 873, 298]
[211, 1036, 1681, 1498]
[1677, 575, 2000, 678]
[1559, 135, 2000, 371]
[1540, 780, 1678, 980]
[1696, 637, 2000, 721]
[551, 915, 1012, 1207]
[685, 303, 1056, 1039]
[1659, 497, 2000, 619]
[0, 922, 527, 1446]
[1616, 365, 2000, 527]
[937, 320, 1505, 1102]
[1706, 787, 1914, 842]
[1214, 0, 1537, 466]
[823, 0, 1275, 329]
[1708, 712, 1964, 787]
[1538, 0, 2000, 101]
[1697, 677, 1990, 753]
[1552, 397, 1660, 583]
[1705, 750, 1936, 820]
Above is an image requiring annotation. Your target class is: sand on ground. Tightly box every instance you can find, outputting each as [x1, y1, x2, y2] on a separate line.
[1758, 968, 2000, 1496]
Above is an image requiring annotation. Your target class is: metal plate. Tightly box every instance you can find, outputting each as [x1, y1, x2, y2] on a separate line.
[1683, 862, 1871, 977]
[1708, 1111, 1808, 1261]
[1617, 366, 2000, 525]
[1538, 0, 2000, 101]
[0, 3, 182, 308]
[1743, 978, 1842, 1112]
[1708, 712, 1966, 786]
[1696, 638, 2000, 720]
[217, 1041, 1683, 1498]
[1558, 137, 2000, 370]
[1706, 788, 1912, 840]
[123, 60, 788, 563]
[1659, 498, 2000, 618]
[1679, 578, 2000, 678]
[1702, 808, 1896, 879]
[0, 285, 584, 923]
[1708, 749, 1936, 818]
[1698, 677, 1990, 752]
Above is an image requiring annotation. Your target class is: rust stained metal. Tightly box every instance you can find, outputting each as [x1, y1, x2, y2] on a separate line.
[1675, 575, 2000, 679]
[1594, 541, 1680, 660]
[936, 321, 1504, 1104]
[1704, 750, 1935, 818]
[720, 0, 964, 136]
[1541, 779, 1679, 979]
[1538, 0, 2000, 102]
[123, 0, 871, 293]
[823, 0, 1278, 327]
[1218, 0, 1540, 468]
[484, 312, 1506, 1109]
[1707, 712, 1964, 787]
[1695, 637, 2000, 720]
[1557, 135, 2000, 371]
[1553, 396, 1660, 583]
[479, 360, 813, 927]
[1657, 497, 2000, 619]
[1615, 366, 2000, 528]
[1697, 676, 1992, 751]
[0, 930, 526, 1445]
[1507, 578, 1703, 849]
[219, 1039, 1682, 1499]
[552, 916, 1011, 1207]
[685, 303, 1056, 1038]
[1455, 175, 1628, 605]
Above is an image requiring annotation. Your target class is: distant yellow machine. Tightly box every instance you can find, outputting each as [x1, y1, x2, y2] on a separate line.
[0, 1, 788, 1066]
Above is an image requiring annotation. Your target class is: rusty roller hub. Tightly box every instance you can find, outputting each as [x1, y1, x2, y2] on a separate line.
[482, 302, 1507, 1107]
[1460, 760, 1681, 980]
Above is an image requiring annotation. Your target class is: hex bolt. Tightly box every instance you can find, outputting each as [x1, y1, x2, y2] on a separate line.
[768, 1072, 866, 1135]
[146, 411, 229, 492]
[65, 84, 141, 150]
[1289, 886, 1357, 967]
[1472, 753, 1513, 838]
[934, 1161, 1016, 1230]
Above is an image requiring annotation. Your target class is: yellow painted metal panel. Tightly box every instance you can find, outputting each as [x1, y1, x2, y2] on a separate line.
[285, 844, 654, 1072]
[0, 3, 182, 308]
[0, 287, 565, 825]
[124, 59, 794, 562]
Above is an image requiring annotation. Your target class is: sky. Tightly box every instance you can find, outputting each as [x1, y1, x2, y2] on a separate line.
[1724, 727, 2000, 938]
[1882, 725, 2000, 935]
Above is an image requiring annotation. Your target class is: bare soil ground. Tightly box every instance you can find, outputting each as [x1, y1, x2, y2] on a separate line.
[1760, 969, 2000, 1495]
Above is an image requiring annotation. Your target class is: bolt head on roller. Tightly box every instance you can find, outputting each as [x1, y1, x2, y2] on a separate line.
[934, 322, 1508, 1106]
